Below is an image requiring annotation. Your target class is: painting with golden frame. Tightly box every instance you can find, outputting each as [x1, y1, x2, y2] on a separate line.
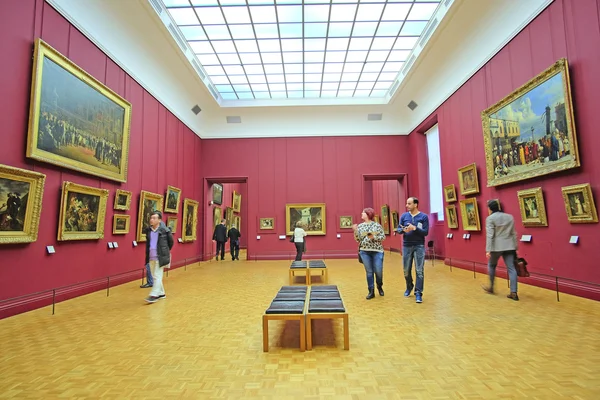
[58, 181, 109, 241]
[458, 163, 479, 196]
[136, 190, 164, 242]
[561, 183, 598, 224]
[113, 214, 130, 234]
[182, 198, 199, 242]
[26, 39, 132, 182]
[259, 217, 274, 230]
[232, 190, 241, 213]
[114, 189, 131, 210]
[380, 204, 390, 234]
[225, 206, 234, 231]
[482, 58, 580, 187]
[459, 198, 481, 231]
[444, 184, 457, 203]
[233, 215, 241, 231]
[164, 185, 181, 214]
[374, 215, 380, 224]
[212, 183, 223, 205]
[0, 164, 46, 244]
[517, 187, 548, 227]
[445, 205, 459, 229]
[166, 216, 178, 234]
[339, 216, 353, 228]
[285, 203, 326, 236]
[391, 211, 399, 232]
[213, 207, 222, 228]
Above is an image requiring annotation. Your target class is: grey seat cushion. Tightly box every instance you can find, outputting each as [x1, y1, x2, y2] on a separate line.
[279, 285, 307, 292]
[308, 299, 345, 313]
[310, 291, 341, 300]
[274, 292, 307, 301]
[310, 285, 339, 292]
[265, 300, 305, 314]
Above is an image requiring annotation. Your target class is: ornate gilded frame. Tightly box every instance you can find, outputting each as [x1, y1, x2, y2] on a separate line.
[259, 217, 274, 230]
[459, 198, 481, 231]
[0, 164, 46, 244]
[516, 188, 547, 227]
[482, 58, 579, 187]
[232, 190, 241, 213]
[213, 207, 222, 228]
[166, 216, 178, 234]
[26, 39, 132, 182]
[561, 183, 598, 224]
[444, 184, 457, 203]
[164, 185, 181, 214]
[136, 190, 164, 242]
[458, 163, 479, 196]
[445, 205, 459, 229]
[113, 214, 130, 234]
[182, 198, 199, 242]
[381, 204, 390, 234]
[391, 211, 399, 232]
[339, 216, 353, 229]
[114, 189, 132, 210]
[58, 181, 109, 241]
[285, 203, 326, 236]
[233, 215, 241, 231]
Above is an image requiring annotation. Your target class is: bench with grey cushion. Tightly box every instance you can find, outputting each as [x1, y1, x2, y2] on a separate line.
[263, 286, 309, 352]
[305, 285, 349, 350]
[307, 260, 328, 285]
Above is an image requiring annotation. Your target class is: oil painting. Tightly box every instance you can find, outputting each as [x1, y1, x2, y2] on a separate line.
[285, 203, 326, 236]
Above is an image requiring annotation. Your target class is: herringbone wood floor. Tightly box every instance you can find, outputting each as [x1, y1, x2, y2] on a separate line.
[1, 252, 599, 399]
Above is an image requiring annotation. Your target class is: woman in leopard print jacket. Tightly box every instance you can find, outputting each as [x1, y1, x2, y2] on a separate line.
[353, 208, 385, 300]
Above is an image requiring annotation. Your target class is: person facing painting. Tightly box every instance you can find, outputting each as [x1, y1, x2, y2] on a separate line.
[293, 221, 307, 261]
[353, 208, 385, 300]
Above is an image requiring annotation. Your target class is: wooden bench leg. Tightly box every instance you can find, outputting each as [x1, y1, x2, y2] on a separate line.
[306, 315, 312, 350]
[300, 316, 306, 352]
[343, 314, 349, 350]
[262, 316, 269, 352]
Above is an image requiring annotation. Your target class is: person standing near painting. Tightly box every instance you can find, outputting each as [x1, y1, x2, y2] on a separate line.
[353, 208, 386, 300]
[397, 197, 429, 303]
[227, 223, 241, 261]
[213, 218, 228, 261]
[144, 211, 173, 303]
[482, 199, 519, 300]
[293, 221, 307, 261]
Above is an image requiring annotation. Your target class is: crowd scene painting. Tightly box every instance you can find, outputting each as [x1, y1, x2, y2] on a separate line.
[287, 204, 326, 235]
[0, 178, 30, 232]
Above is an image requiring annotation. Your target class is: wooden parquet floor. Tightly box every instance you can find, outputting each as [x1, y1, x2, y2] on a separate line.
[1, 252, 599, 399]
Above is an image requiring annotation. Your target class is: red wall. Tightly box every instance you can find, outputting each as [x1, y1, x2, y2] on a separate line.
[0, 0, 203, 307]
[204, 182, 247, 259]
[371, 179, 405, 251]
[415, 0, 600, 288]
[201, 136, 411, 259]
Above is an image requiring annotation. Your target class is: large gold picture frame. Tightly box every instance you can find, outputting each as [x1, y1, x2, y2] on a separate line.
[213, 207, 222, 229]
[58, 181, 109, 241]
[445, 205, 459, 229]
[0, 164, 46, 244]
[164, 185, 181, 214]
[26, 39, 132, 182]
[113, 214, 130, 234]
[482, 58, 579, 187]
[136, 190, 164, 242]
[182, 198, 199, 242]
[561, 183, 598, 224]
[232, 190, 241, 213]
[286, 203, 326, 236]
[114, 189, 131, 210]
[458, 163, 479, 196]
[459, 198, 481, 231]
[517, 187, 548, 227]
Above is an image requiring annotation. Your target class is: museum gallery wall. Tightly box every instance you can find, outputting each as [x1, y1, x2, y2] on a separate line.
[0, 1, 203, 306]
[415, 0, 600, 289]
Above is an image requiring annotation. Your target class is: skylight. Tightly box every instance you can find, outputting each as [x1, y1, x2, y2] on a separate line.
[161, 0, 441, 102]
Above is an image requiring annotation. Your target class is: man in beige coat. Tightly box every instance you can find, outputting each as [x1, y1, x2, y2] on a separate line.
[483, 199, 520, 301]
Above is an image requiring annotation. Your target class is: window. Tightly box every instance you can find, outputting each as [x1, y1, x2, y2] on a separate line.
[426, 124, 443, 220]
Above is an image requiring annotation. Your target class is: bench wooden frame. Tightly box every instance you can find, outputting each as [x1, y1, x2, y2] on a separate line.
[262, 287, 311, 352]
[306, 294, 349, 351]
[288, 267, 308, 285]
[308, 266, 328, 284]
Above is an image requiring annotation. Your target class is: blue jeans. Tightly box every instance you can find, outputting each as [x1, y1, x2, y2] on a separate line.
[360, 250, 384, 289]
[145, 263, 154, 286]
[403, 245, 425, 294]
[488, 251, 518, 293]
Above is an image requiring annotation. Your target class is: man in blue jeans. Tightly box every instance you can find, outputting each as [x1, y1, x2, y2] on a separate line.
[397, 197, 429, 303]
[140, 263, 153, 288]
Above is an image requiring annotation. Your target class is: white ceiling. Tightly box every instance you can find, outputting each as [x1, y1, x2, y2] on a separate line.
[46, 0, 553, 139]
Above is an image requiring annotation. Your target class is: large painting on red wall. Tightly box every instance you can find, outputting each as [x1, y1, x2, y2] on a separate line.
[481, 58, 580, 187]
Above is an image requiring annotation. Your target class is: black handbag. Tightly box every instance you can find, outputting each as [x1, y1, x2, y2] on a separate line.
[289, 235, 294, 243]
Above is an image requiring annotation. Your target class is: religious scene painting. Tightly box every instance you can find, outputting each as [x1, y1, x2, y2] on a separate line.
[482, 58, 579, 187]
[136, 190, 164, 242]
[459, 198, 481, 231]
[26, 39, 132, 182]
[164, 185, 181, 214]
[0, 164, 46, 244]
[285, 203, 326, 235]
[561, 184, 598, 224]
[517, 188, 548, 227]
[58, 181, 108, 241]
[183, 199, 199, 242]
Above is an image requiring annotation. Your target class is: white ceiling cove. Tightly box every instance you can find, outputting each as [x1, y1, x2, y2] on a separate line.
[46, 0, 553, 139]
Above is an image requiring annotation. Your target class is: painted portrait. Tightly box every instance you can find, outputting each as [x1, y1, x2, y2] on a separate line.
[459, 198, 481, 231]
[445, 205, 458, 229]
[164, 185, 181, 214]
[458, 163, 479, 196]
[58, 181, 109, 241]
[232, 190, 241, 213]
[482, 58, 579, 187]
[213, 207, 222, 229]
[561, 184, 598, 224]
[517, 187, 548, 227]
[166, 216, 178, 233]
[26, 39, 131, 182]
[391, 211, 399, 231]
[212, 183, 223, 205]
[380, 204, 390, 234]
[0, 164, 46, 244]
[444, 184, 457, 203]
[182, 198, 199, 241]
[285, 203, 326, 235]
[136, 190, 164, 242]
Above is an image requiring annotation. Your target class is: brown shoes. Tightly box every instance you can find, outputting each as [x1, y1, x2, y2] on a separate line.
[507, 292, 519, 301]
[481, 285, 494, 294]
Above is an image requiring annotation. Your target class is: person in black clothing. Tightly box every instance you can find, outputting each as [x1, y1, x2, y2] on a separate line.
[212, 218, 228, 261]
[227, 223, 242, 260]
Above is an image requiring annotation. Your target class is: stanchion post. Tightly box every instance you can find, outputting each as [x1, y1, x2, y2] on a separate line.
[52, 289, 56, 315]
[107, 276, 110, 297]
[556, 277, 560, 302]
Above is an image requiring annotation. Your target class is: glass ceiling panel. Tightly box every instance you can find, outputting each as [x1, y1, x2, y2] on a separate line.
[162, 0, 441, 100]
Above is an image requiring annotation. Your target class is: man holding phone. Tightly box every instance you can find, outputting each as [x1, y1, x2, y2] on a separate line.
[397, 197, 429, 303]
